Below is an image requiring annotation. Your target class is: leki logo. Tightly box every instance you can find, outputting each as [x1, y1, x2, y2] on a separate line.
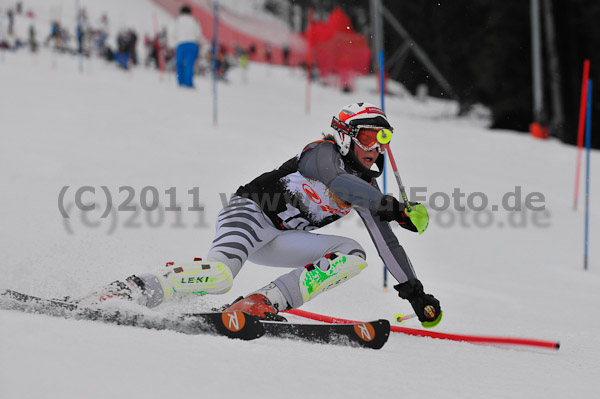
[354, 323, 376, 342]
[222, 311, 246, 332]
[302, 184, 322, 204]
[424, 305, 436, 319]
[180, 276, 216, 284]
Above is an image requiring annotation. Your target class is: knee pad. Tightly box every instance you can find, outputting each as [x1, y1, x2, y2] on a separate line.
[152, 259, 234, 300]
[299, 253, 367, 303]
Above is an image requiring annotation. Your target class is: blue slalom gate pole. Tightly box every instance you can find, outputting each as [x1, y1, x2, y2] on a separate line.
[584, 80, 592, 270]
[379, 50, 386, 190]
[212, 0, 219, 126]
[379, 50, 389, 289]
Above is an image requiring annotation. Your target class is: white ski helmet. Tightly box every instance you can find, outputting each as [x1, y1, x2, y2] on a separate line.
[330, 102, 392, 156]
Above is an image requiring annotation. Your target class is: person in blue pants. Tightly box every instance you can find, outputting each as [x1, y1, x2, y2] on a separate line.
[174, 5, 204, 88]
[176, 41, 199, 87]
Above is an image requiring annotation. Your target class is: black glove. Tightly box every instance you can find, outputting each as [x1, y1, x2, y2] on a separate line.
[376, 195, 418, 232]
[394, 278, 442, 324]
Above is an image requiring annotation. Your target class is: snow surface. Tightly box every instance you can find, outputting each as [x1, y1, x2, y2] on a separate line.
[1, 1, 600, 398]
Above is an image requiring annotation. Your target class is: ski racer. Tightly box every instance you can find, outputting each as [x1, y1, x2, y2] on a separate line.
[82, 103, 442, 326]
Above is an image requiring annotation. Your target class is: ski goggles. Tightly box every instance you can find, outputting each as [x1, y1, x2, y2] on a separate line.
[331, 116, 393, 153]
[352, 127, 392, 154]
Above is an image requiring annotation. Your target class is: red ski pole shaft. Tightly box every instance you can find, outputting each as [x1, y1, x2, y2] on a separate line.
[377, 129, 411, 211]
[285, 309, 560, 350]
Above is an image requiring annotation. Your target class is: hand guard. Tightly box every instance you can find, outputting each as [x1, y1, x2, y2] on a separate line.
[394, 278, 442, 327]
[405, 203, 429, 234]
[376, 195, 419, 233]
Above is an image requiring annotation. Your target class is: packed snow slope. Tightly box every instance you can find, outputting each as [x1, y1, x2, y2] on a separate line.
[1, 3, 599, 399]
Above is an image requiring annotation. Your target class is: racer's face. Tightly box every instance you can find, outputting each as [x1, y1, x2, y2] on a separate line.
[353, 142, 379, 169]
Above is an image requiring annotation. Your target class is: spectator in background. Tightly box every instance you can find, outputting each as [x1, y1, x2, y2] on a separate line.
[214, 42, 230, 82]
[76, 9, 87, 55]
[44, 21, 61, 49]
[174, 4, 204, 88]
[116, 29, 133, 69]
[0, 10, 8, 48]
[128, 28, 138, 65]
[7, 9, 14, 36]
[145, 28, 168, 70]
[264, 42, 272, 63]
[282, 45, 290, 66]
[248, 43, 256, 58]
[143, 34, 154, 66]
[95, 13, 109, 51]
[233, 43, 249, 82]
[28, 24, 37, 52]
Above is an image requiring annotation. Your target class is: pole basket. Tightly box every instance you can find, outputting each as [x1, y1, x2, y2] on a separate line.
[529, 122, 549, 139]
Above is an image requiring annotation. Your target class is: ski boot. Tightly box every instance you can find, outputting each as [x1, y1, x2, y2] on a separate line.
[77, 276, 150, 308]
[225, 293, 287, 321]
[299, 253, 367, 302]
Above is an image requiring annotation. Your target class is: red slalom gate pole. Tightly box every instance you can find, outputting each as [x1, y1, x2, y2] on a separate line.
[284, 309, 560, 351]
[573, 59, 590, 210]
[153, 12, 165, 82]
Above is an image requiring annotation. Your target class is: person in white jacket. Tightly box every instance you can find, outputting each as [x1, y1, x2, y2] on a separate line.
[174, 5, 204, 88]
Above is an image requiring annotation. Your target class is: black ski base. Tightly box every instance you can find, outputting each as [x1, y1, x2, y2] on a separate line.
[0, 289, 264, 340]
[1, 290, 390, 349]
[260, 319, 390, 349]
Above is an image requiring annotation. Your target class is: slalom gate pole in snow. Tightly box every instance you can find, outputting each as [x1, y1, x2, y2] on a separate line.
[584, 80, 592, 270]
[284, 309, 560, 350]
[573, 60, 590, 211]
[379, 50, 389, 291]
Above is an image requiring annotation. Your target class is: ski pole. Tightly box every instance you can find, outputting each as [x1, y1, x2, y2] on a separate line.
[377, 129, 412, 211]
[286, 309, 560, 350]
[395, 313, 417, 323]
[395, 312, 440, 328]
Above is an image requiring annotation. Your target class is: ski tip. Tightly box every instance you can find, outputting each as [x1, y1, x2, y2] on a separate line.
[219, 310, 265, 340]
[353, 319, 390, 350]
